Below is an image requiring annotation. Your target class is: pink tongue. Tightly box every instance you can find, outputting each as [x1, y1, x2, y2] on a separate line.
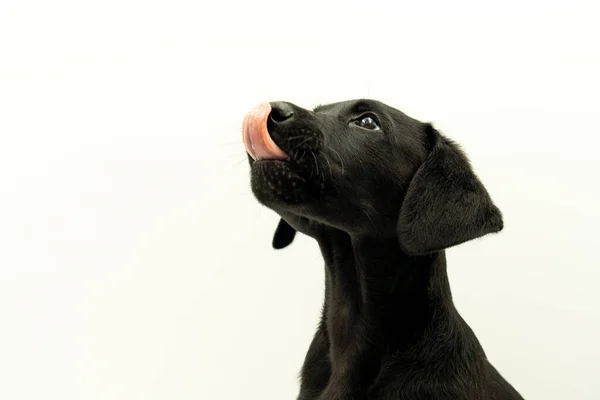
[242, 103, 288, 160]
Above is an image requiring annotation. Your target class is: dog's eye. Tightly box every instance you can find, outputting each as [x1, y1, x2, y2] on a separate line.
[354, 115, 381, 131]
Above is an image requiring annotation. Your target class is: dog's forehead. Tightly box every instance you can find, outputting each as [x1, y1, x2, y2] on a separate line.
[313, 99, 404, 118]
[313, 99, 383, 114]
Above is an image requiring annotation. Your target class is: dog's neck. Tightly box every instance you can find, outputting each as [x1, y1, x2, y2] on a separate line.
[316, 228, 460, 392]
[318, 228, 455, 336]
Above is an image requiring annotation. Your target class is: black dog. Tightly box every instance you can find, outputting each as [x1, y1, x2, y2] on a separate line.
[242, 100, 524, 400]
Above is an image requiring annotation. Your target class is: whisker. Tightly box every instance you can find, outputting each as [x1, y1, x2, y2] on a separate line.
[292, 137, 313, 151]
[286, 135, 306, 141]
[362, 209, 380, 235]
[326, 146, 345, 175]
[297, 150, 306, 163]
[222, 160, 250, 174]
[319, 150, 333, 177]
[296, 205, 307, 226]
[311, 152, 320, 178]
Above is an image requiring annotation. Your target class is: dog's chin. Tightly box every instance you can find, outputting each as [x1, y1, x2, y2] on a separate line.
[249, 158, 322, 208]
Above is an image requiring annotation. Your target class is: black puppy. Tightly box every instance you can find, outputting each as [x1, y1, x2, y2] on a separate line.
[242, 100, 524, 400]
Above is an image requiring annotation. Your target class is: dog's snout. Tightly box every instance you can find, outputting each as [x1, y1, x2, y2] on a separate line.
[269, 102, 295, 124]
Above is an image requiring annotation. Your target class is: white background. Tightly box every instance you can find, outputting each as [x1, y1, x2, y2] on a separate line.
[1, 1, 599, 399]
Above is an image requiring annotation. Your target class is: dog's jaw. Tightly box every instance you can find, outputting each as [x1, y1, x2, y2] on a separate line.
[244, 103, 326, 208]
[250, 160, 312, 205]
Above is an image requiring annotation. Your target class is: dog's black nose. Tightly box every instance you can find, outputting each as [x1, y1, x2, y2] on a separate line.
[269, 102, 295, 124]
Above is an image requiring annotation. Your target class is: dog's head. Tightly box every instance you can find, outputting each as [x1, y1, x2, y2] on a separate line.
[243, 99, 502, 255]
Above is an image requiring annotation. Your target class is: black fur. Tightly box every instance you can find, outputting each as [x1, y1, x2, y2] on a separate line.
[273, 218, 297, 249]
[246, 99, 523, 399]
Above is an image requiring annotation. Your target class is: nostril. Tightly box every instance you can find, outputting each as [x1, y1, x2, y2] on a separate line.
[270, 109, 292, 122]
[269, 102, 294, 123]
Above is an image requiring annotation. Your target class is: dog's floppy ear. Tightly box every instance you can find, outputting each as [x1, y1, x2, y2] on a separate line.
[272, 218, 296, 249]
[397, 125, 503, 255]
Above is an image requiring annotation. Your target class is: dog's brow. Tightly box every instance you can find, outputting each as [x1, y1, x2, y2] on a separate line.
[351, 101, 376, 114]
